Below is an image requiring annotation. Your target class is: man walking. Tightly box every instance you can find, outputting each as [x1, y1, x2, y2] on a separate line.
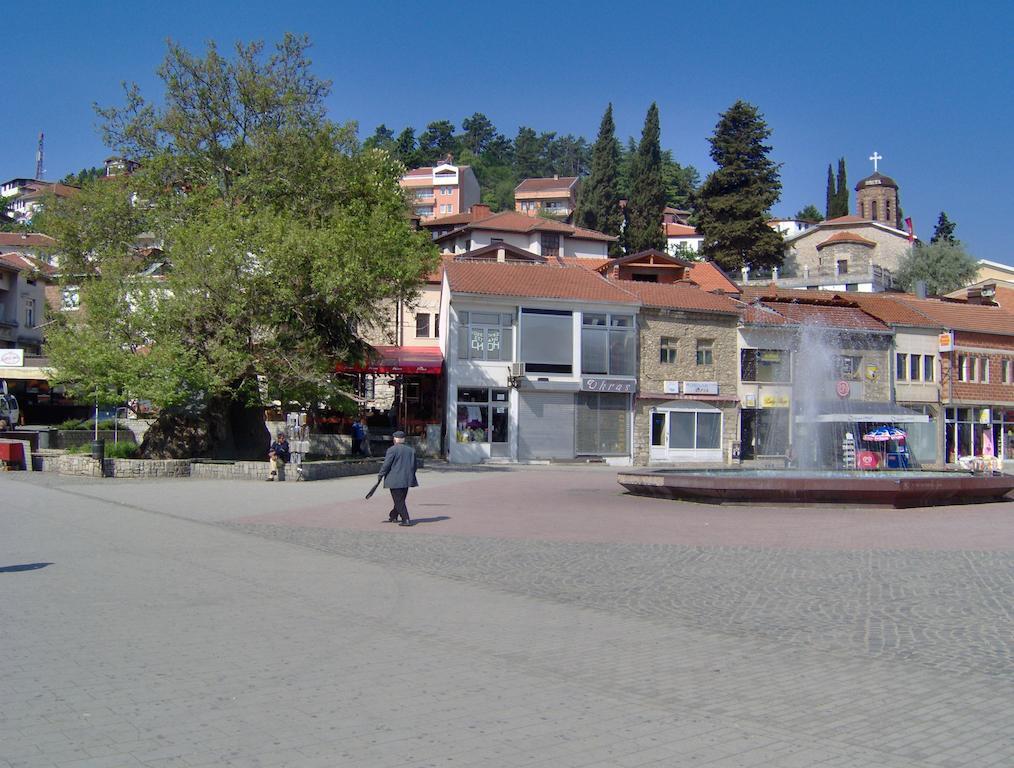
[378, 430, 417, 527]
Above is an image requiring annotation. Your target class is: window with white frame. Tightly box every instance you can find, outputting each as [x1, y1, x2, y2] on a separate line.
[1002, 359, 1012, 384]
[651, 408, 722, 451]
[581, 313, 635, 376]
[957, 354, 969, 381]
[457, 311, 514, 362]
[896, 353, 907, 380]
[23, 298, 35, 329]
[659, 336, 677, 364]
[741, 349, 791, 383]
[696, 339, 714, 366]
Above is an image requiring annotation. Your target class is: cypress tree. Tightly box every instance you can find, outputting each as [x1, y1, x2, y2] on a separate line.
[930, 211, 957, 244]
[695, 100, 784, 271]
[574, 104, 623, 255]
[825, 164, 835, 219]
[834, 157, 849, 216]
[625, 103, 666, 253]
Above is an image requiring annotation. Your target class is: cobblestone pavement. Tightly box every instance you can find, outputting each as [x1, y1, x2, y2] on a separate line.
[2, 468, 1012, 768]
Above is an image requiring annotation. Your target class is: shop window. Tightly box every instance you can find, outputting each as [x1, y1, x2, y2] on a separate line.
[741, 349, 790, 383]
[521, 308, 572, 374]
[576, 392, 629, 455]
[896, 353, 907, 380]
[659, 337, 677, 364]
[456, 387, 509, 443]
[696, 339, 713, 366]
[663, 409, 721, 451]
[457, 311, 514, 362]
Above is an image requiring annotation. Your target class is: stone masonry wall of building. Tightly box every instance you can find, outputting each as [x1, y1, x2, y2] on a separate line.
[634, 310, 739, 465]
[789, 225, 912, 277]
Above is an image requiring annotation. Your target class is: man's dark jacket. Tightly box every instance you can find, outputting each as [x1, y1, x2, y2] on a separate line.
[379, 443, 418, 489]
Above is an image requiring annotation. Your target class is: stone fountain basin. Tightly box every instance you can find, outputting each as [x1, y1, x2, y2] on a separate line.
[617, 469, 1014, 509]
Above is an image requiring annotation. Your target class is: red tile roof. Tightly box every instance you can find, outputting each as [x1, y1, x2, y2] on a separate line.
[892, 296, 1014, 336]
[816, 231, 877, 250]
[665, 223, 700, 237]
[0, 252, 55, 277]
[616, 280, 741, 315]
[686, 262, 740, 294]
[444, 262, 637, 304]
[0, 232, 56, 248]
[739, 297, 890, 331]
[436, 210, 616, 242]
[514, 176, 578, 194]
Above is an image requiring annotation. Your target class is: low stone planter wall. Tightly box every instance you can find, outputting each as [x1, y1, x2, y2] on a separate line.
[190, 458, 383, 481]
[32, 451, 190, 478]
[33, 450, 400, 481]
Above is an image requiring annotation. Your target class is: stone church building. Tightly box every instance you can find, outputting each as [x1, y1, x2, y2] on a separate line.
[777, 166, 915, 292]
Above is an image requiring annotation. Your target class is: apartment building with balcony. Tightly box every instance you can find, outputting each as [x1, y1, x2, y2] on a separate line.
[513, 176, 579, 219]
[399, 162, 480, 220]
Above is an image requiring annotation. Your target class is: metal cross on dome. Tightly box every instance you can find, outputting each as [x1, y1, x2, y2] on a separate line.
[869, 151, 883, 172]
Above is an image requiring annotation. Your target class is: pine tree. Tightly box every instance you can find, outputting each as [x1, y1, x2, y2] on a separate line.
[625, 103, 666, 253]
[930, 211, 957, 244]
[825, 164, 835, 219]
[834, 157, 849, 217]
[695, 100, 784, 271]
[574, 104, 623, 254]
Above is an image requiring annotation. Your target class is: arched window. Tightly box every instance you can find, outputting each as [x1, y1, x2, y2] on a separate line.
[871, 200, 878, 220]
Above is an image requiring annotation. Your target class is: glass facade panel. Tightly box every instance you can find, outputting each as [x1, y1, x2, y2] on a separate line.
[696, 412, 721, 449]
[521, 309, 572, 373]
[575, 393, 629, 455]
[651, 413, 665, 445]
[669, 412, 695, 449]
[581, 329, 608, 374]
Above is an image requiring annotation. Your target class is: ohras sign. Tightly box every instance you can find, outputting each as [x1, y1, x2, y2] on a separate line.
[581, 377, 635, 393]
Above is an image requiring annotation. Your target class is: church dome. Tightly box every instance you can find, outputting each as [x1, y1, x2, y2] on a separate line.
[855, 171, 898, 191]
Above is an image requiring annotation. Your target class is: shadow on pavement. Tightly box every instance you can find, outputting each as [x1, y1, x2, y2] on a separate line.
[0, 562, 52, 573]
[408, 516, 451, 525]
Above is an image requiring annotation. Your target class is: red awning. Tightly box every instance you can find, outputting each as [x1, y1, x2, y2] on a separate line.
[336, 345, 444, 375]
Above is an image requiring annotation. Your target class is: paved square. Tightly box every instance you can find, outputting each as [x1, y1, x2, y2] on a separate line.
[2, 466, 1011, 767]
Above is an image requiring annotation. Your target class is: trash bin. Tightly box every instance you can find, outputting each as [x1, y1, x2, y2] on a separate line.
[90, 439, 106, 477]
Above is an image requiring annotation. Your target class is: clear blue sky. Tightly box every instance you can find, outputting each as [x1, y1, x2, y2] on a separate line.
[7, 0, 1012, 266]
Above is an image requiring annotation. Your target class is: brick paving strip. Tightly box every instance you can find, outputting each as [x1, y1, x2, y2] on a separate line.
[1, 469, 1012, 767]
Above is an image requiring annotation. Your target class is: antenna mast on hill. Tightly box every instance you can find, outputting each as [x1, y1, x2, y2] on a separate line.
[35, 132, 45, 179]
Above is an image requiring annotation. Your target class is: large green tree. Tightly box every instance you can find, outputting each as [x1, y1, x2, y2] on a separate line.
[930, 211, 957, 244]
[795, 204, 823, 223]
[895, 241, 978, 295]
[624, 103, 666, 253]
[834, 157, 849, 217]
[695, 100, 783, 271]
[574, 104, 623, 254]
[39, 34, 437, 458]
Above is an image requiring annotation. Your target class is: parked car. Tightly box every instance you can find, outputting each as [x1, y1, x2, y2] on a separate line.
[0, 392, 20, 428]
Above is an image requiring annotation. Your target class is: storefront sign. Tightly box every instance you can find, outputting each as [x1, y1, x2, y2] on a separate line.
[743, 393, 757, 408]
[581, 377, 635, 393]
[938, 331, 954, 352]
[761, 394, 790, 408]
[682, 381, 719, 396]
[663, 380, 680, 394]
[836, 380, 850, 398]
[865, 364, 879, 382]
[0, 349, 24, 367]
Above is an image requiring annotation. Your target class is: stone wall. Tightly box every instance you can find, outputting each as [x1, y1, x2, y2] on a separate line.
[634, 310, 740, 466]
[32, 451, 189, 478]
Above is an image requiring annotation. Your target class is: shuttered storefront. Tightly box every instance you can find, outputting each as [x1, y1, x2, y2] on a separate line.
[576, 392, 630, 455]
[518, 392, 575, 459]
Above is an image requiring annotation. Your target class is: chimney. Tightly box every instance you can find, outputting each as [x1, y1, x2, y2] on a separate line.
[966, 283, 995, 305]
[470, 204, 491, 219]
[915, 280, 928, 299]
[553, 174, 559, 180]
[496, 248, 506, 263]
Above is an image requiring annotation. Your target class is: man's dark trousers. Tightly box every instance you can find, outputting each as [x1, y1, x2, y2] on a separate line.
[389, 488, 410, 522]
